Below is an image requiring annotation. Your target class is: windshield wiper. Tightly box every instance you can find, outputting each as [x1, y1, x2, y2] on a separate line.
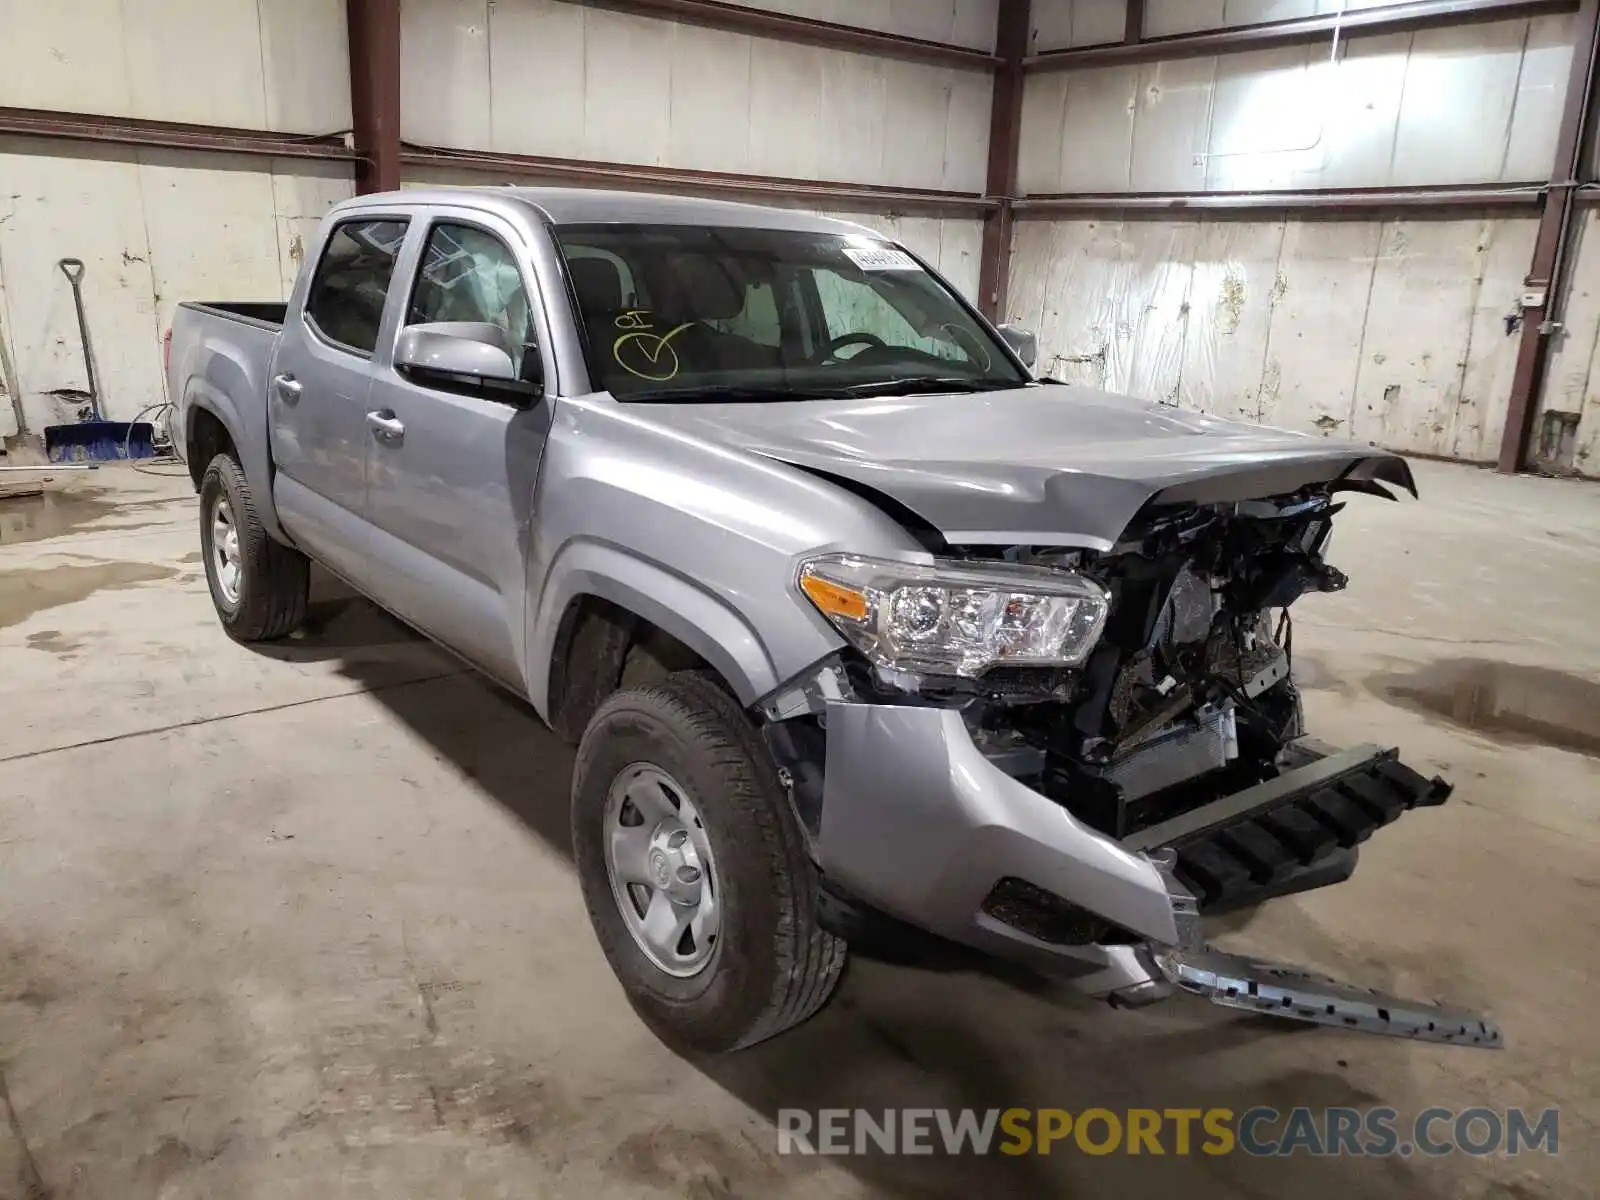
[623, 383, 857, 403]
[621, 377, 1019, 403]
[835, 376, 1016, 397]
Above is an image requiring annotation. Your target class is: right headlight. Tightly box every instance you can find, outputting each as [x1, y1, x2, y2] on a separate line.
[797, 553, 1110, 679]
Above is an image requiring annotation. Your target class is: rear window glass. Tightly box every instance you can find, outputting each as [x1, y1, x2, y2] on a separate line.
[306, 219, 409, 354]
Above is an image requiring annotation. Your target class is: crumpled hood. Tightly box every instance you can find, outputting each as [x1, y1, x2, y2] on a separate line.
[638, 385, 1416, 549]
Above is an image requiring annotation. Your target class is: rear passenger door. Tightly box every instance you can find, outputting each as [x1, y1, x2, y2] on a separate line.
[362, 211, 554, 689]
[271, 214, 409, 580]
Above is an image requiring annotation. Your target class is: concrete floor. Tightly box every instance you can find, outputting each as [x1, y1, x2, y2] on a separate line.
[0, 458, 1596, 1199]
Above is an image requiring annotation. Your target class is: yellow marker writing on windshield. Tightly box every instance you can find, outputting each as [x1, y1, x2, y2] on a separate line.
[612, 310, 694, 381]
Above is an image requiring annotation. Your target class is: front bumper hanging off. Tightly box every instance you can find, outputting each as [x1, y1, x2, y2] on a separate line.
[1159, 947, 1503, 1047]
[813, 701, 1503, 1048]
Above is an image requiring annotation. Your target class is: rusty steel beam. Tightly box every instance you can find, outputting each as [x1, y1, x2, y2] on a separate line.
[399, 144, 996, 215]
[347, 0, 402, 193]
[977, 0, 1031, 322]
[0, 106, 356, 162]
[1500, 0, 1600, 472]
[557, 0, 999, 70]
[1026, 0, 1578, 71]
[1125, 0, 1146, 43]
[1014, 182, 1546, 215]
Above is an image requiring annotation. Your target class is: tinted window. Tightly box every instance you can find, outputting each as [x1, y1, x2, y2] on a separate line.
[305, 219, 408, 354]
[407, 223, 535, 376]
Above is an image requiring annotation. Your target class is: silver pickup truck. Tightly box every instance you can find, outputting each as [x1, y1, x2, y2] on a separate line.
[170, 187, 1497, 1053]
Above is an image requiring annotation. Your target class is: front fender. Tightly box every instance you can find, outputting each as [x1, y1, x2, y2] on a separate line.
[527, 538, 778, 717]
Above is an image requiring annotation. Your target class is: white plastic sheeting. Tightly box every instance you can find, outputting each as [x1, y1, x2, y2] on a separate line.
[1533, 209, 1600, 475]
[0, 143, 353, 433]
[1019, 14, 1574, 194]
[1006, 213, 1538, 464]
[400, 0, 994, 193]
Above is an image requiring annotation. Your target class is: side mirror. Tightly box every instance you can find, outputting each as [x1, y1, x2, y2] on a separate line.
[395, 322, 542, 402]
[996, 323, 1038, 370]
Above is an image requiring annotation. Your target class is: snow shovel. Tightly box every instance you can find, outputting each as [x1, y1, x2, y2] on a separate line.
[44, 258, 154, 462]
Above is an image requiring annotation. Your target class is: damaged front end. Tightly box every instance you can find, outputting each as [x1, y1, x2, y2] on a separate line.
[761, 478, 1501, 1047]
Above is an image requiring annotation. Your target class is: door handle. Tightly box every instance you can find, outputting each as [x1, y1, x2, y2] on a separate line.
[273, 373, 303, 404]
[366, 410, 405, 442]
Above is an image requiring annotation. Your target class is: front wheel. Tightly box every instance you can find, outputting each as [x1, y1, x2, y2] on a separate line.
[199, 453, 308, 642]
[571, 672, 846, 1052]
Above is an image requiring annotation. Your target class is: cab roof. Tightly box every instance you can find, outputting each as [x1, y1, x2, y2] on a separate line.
[346, 185, 883, 237]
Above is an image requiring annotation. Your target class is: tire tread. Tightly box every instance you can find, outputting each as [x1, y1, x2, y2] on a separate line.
[573, 672, 844, 1051]
[201, 453, 308, 641]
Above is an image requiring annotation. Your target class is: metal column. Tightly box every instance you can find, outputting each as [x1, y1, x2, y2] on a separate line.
[977, 0, 1032, 322]
[1499, 0, 1600, 472]
[347, 0, 403, 195]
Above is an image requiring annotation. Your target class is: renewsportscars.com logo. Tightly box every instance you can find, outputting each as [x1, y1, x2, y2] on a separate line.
[776, 1107, 1560, 1158]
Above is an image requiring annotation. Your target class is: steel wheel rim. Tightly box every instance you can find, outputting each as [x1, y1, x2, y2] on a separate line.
[210, 496, 241, 606]
[603, 763, 721, 978]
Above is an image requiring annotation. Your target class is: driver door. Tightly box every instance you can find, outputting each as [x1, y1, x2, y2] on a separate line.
[362, 209, 554, 690]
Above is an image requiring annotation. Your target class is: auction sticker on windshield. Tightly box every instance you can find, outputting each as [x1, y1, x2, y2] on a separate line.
[843, 246, 920, 271]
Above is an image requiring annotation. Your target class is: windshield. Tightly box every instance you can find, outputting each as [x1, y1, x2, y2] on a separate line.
[554, 224, 1028, 401]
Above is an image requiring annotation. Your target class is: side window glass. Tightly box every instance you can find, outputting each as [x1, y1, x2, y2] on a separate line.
[407, 223, 535, 375]
[305, 219, 408, 354]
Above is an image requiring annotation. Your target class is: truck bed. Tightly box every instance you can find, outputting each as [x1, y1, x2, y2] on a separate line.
[180, 301, 287, 331]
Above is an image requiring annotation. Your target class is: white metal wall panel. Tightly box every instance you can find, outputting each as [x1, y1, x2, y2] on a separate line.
[489, 0, 589, 159]
[1020, 17, 1574, 195]
[1202, 44, 1319, 191]
[1008, 213, 1538, 462]
[402, 0, 992, 190]
[1128, 58, 1214, 192]
[1146, 0, 1414, 37]
[668, 24, 755, 175]
[1021, 65, 1139, 192]
[0, 0, 132, 116]
[1292, 31, 1409, 190]
[1031, 0, 1127, 52]
[0, 140, 352, 430]
[1144, 0, 1226, 37]
[259, 0, 355, 134]
[0, 0, 350, 134]
[747, 40, 825, 178]
[1502, 15, 1577, 182]
[583, 6, 677, 165]
[739, 0, 1001, 51]
[1389, 21, 1529, 186]
[402, 0, 495, 149]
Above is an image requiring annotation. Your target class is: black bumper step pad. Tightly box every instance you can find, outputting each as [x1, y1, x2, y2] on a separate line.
[1171, 752, 1451, 910]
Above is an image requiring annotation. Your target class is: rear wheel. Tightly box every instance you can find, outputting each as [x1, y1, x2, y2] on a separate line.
[572, 672, 846, 1052]
[199, 453, 308, 641]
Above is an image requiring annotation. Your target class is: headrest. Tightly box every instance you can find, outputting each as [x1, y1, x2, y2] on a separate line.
[642, 254, 744, 322]
[569, 256, 624, 313]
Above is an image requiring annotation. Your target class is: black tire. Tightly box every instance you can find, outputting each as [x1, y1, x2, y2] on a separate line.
[572, 672, 846, 1052]
[199, 453, 309, 642]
